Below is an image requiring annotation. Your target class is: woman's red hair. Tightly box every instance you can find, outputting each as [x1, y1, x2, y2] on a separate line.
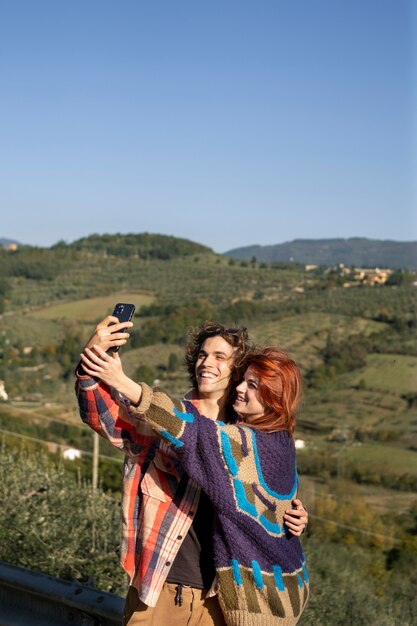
[241, 347, 302, 435]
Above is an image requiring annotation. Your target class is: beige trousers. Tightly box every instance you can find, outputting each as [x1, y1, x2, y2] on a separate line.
[123, 583, 227, 626]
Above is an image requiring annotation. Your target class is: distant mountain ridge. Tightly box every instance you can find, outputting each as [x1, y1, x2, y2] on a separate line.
[2, 234, 417, 268]
[0, 238, 21, 248]
[224, 238, 417, 269]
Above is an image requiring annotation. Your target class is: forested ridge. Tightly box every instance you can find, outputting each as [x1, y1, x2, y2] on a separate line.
[226, 237, 417, 268]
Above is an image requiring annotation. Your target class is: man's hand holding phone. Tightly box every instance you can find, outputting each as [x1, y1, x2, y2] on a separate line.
[79, 303, 142, 402]
[107, 303, 136, 352]
[84, 315, 133, 355]
[83, 302, 136, 355]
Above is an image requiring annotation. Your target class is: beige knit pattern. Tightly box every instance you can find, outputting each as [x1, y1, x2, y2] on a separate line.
[217, 424, 297, 537]
[218, 565, 309, 626]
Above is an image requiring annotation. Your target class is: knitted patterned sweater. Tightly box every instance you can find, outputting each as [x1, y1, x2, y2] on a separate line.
[132, 384, 309, 626]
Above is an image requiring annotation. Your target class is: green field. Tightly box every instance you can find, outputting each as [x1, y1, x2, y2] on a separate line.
[30, 292, 154, 322]
[344, 442, 417, 475]
[351, 353, 417, 394]
[250, 312, 386, 370]
[299, 475, 417, 515]
[0, 292, 154, 347]
[1, 315, 65, 344]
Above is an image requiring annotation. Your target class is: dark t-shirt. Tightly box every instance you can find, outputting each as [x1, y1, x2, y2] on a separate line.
[166, 490, 216, 589]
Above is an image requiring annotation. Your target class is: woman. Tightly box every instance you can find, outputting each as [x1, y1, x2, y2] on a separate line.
[80, 342, 309, 625]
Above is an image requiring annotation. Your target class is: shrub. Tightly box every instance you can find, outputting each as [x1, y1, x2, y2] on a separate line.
[0, 443, 128, 594]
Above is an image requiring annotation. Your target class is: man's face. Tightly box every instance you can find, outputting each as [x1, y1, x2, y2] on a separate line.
[195, 336, 236, 399]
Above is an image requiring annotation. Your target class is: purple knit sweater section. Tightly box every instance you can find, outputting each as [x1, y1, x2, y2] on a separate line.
[169, 400, 305, 575]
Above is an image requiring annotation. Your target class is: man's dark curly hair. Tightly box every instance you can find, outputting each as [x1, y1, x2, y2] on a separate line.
[185, 321, 250, 393]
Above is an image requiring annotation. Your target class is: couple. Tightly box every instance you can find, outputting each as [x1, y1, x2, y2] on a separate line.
[76, 318, 309, 625]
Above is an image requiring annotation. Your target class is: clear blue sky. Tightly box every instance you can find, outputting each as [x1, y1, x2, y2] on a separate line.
[1, 0, 415, 252]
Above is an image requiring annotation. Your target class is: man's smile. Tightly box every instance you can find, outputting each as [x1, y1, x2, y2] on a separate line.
[198, 369, 217, 380]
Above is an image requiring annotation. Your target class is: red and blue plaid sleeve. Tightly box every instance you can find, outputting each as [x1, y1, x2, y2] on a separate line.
[75, 374, 156, 460]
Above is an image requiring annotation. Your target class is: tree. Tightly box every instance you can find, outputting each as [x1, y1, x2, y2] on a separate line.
[168, 353, 179, 372]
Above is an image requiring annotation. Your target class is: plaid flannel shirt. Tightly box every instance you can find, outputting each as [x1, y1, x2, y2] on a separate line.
[75, 374, 201, 607]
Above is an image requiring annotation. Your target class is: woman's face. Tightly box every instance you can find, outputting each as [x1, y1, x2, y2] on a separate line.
[233, 366, 265, 422]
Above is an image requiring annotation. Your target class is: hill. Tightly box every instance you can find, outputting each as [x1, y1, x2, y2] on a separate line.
[0, 238, 21, 248]
[56, 232, 213, 259]
[1, 231, 212, 259]
[0, 232, 416, 492]
[224, 237, 417, 268]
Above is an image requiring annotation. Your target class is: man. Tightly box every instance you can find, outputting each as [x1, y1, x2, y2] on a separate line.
[76, 318, 308, 625]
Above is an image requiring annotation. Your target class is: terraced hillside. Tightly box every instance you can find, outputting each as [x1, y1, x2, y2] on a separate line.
[1, 234, 416, 433]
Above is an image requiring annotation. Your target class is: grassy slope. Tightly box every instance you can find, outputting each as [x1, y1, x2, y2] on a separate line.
[249, 313, 384, 370]
[350, 353, 417, 394]
[29, 292, 154, 321]
[6, 252, 304, 310]
[344, 442, 417, 474]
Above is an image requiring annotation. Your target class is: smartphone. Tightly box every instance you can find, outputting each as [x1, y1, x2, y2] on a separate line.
[108, 303, 136, 352]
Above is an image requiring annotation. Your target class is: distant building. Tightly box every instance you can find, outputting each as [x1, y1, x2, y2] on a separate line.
[0, 380, 8, 401]
[62, 448, 82, 461]
[354, 267, 393, 285]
